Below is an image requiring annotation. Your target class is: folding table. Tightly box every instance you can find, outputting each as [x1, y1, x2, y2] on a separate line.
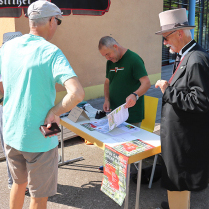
[60, 115, 161, 209]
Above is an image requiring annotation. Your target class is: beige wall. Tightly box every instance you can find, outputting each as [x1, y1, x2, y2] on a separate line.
[0, 18, 15, 44]
[3, 0, 163, 101]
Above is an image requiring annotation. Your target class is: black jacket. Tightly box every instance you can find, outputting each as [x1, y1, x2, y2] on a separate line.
[161, 43, 209, 191]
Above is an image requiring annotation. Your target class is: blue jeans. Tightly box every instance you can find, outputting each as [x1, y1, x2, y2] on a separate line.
[0, 105, 13, 186]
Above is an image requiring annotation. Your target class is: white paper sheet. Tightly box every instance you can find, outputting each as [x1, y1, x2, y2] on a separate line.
[105, 134, 138, 147]
[107, 103, 129, 131]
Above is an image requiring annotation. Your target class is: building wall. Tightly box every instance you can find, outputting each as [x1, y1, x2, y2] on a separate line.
[2, 0, 163, 102]
[0, 18, 15, 44]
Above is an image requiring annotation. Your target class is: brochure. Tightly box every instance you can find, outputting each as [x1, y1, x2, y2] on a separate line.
[80, 103, 129, 134]
[101, 145, 128, 206]
[80, 123, 96, 131]
[107, 103, 129, 131]
[112, 139, 155, 157]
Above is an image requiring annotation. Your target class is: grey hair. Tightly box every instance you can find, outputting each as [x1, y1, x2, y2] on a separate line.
[183, 29, 192, 38]
[98, 36, 119, 49]
[29, 14, 52, 27]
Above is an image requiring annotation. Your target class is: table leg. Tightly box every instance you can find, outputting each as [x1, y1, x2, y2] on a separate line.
[58, 125, 84, 167]
[124, 164, 130, 209]
[148, 154, 158, 189]
[135, 160, 142, 209]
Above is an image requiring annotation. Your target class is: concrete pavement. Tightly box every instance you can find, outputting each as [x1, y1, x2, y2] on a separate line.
[1, 137, 209, 209]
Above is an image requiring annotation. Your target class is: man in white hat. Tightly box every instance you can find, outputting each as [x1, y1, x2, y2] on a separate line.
[155, 8, 209, 209]
[0, 1, 84, 208]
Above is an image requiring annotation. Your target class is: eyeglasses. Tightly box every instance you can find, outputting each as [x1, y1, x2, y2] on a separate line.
[50, 17, 62, 26]
[163, 31, 176, 41]
[55, 17, 62, 26]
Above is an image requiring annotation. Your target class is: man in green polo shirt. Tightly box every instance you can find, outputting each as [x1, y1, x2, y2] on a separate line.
[99, 36, 150, 126]
[98, 36, 151, 175]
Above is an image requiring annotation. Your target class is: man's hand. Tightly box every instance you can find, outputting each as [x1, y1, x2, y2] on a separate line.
[125, 94, 137, 108]
[155, 80, 169, 93]
[42, 108, 60, 138]
[44, 108, 60, 129]
[103, 100, 112, 112]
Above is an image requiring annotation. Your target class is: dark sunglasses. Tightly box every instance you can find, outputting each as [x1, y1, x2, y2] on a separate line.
[55, 17, 62, 25]
[163, 30, 176, 41]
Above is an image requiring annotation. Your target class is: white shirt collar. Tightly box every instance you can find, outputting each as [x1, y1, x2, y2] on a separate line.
[179, 40, 196, 59]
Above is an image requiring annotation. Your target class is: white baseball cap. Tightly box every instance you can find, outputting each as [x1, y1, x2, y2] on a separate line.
[27, 0, 62, 20]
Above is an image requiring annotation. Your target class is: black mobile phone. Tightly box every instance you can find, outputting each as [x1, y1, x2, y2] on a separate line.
[39, 123, 61, 137]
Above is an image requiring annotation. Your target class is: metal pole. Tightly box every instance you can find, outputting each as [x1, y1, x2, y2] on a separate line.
[124, 164, 130, 209]
[199, 0, 204, 46]
[135, 160, 142, 209]
[61, 125, 64, 162]
[182, 0, 188, 9]
[188, 0, 196, 39]
[148, 155, 158, 189]
[58, 125, 84, 167]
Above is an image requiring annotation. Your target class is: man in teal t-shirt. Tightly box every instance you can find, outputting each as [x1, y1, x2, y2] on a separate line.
[0, 1, 84, 208]
[99, 36, 151, 125]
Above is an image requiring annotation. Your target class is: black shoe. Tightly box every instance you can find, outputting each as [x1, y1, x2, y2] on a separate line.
[161, 201, 169, 209]
[98, 166, 103, 172]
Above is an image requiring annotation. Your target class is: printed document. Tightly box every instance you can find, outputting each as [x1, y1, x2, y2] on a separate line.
[82, 103, 129, 133]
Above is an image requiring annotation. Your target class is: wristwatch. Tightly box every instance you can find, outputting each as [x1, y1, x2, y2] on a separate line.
[131, 93, 139, 101]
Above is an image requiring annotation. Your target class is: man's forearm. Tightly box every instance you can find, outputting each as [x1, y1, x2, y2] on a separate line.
[135, 77, 151, 97]
[52, 92, 83, 116]
[104, 81, 110, 101]
[0, 82, 4, 96]
[50, 77, 85, 116]
[135, 83, 151, 97]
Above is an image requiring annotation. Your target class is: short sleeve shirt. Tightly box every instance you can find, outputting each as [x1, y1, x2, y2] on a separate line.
[106, 49, 148, 123]
[0, 34, 77, 152]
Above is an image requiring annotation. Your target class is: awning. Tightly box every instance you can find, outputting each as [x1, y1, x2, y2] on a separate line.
[0, 0, 110, 17]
